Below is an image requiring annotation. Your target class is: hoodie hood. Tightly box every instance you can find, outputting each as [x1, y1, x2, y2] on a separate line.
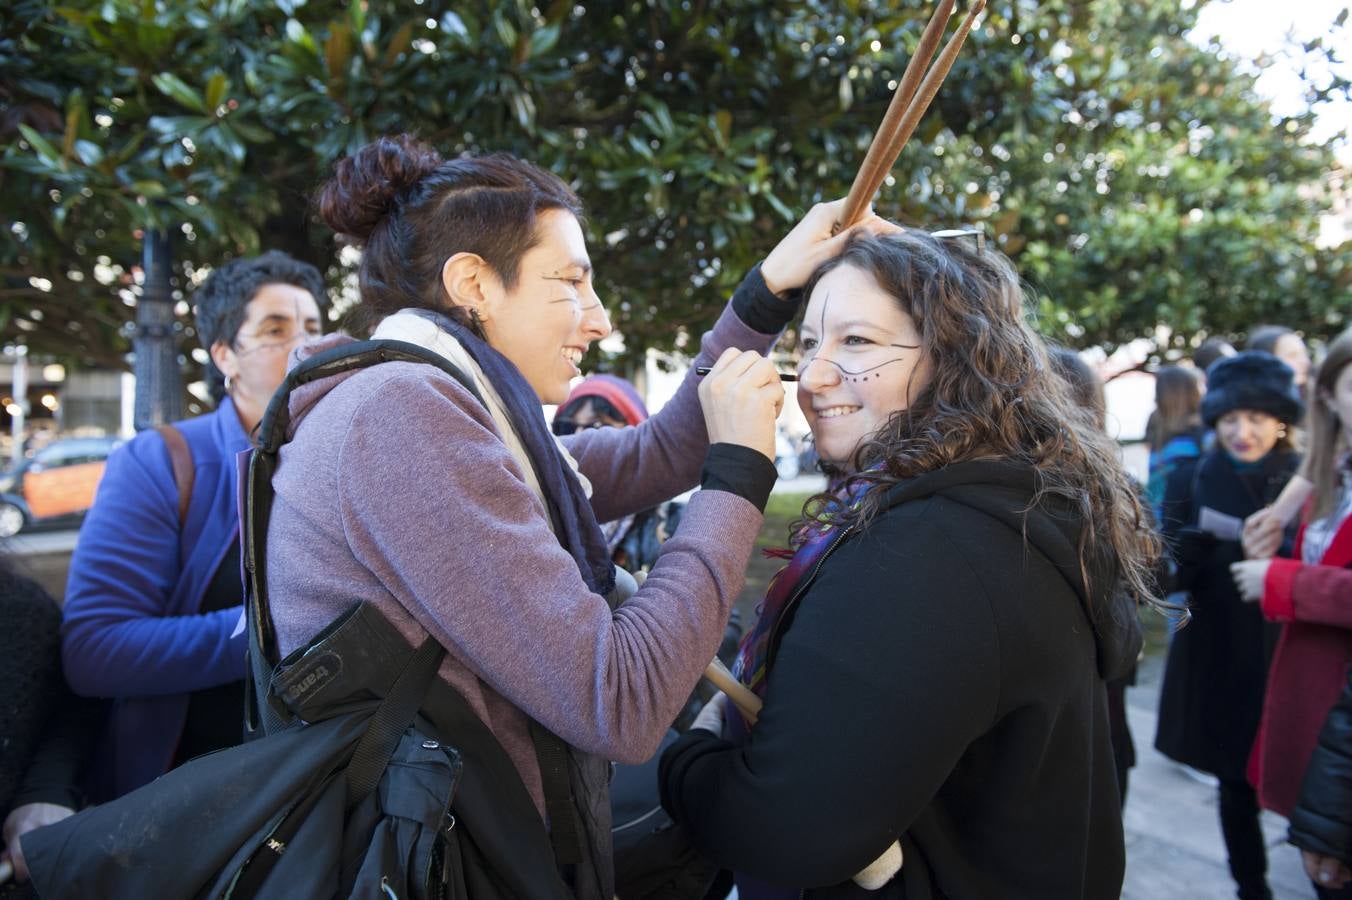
[278, 334, 365, 440]
[883, 459, 1143, 681]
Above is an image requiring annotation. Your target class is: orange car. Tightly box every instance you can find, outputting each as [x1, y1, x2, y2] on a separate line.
[0, 436, 123, 537]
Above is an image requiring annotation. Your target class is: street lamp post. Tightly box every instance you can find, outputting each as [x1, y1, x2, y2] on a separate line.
[132, 228, 183, 431]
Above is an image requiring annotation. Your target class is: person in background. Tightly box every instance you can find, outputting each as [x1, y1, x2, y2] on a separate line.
[1146, 366, 1206, 525]
[0, 562, 100, 894]
[662, 230, 1156, 898]
[553, 375, 675, 572]
[1290, 665, 1352, 893]
[1048, 347, 1140, 807]
[60, 251, 326, 800]
[1195, 337, 1237, 385]
[1249, 325, 1312, 391]
[1154, 351, 1304, 900]
[1231, 327, 1352, 900]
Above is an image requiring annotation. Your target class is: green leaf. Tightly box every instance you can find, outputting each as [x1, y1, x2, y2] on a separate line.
[440, 12, 469, 40]
[204, 71, 228, 112]
[72, 140, 103, 167]
[285, 19, 317, 54]
[228, 120, 272, 143]
[131, 180, 168, 198]
[349, 0, 366, 38]
[529, 24, 560, 58]
[18, 124, 62, 166]
[324, 21, 353, 82]
[384, 21, 415, 68]
[52, 6, 87, 27]
[493, 13, 517, 49]
[212, 123, 247, 165]
[508, 91, 536, 131]
[152, 73, 207, 113]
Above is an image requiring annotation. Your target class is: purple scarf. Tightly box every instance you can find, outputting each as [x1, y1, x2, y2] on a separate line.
[413, 310, 616, 598]
[733, 476, 870, 701]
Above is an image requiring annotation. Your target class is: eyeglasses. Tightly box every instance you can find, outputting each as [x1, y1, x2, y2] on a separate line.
[233, 326, 321, 354]
[930, 227, 986, 254]
[553, 419, 610, 436]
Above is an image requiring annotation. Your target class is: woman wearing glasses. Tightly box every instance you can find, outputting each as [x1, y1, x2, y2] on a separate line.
[61, 252, 325, 801]
[660, 230, 1159, 898]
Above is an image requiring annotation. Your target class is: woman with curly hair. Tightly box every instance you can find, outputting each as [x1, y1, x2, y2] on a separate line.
[61, 251, 326, 801]
[660, 230, 1158, 899]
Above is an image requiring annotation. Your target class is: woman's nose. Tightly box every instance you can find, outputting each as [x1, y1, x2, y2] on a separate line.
[798, 354, 841, 392]
[582, 289, 611, 340]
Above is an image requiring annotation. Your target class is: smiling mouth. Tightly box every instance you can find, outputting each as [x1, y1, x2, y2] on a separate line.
[562, 347, 584, 366]
[816, 405, 861, 419]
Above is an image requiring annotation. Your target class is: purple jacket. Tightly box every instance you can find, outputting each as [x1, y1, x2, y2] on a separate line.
[267, 302, 775, 817]
[62, 398, 251, 799]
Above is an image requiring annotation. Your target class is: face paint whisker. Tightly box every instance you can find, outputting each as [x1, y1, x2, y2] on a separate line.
[799, 355, 911, 377]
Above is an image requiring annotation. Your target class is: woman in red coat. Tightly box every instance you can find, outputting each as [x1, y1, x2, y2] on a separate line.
[1233, 326, 1352, 900]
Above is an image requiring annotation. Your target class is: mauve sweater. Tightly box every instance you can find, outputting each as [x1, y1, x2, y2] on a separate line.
[266, 288, 780, 817]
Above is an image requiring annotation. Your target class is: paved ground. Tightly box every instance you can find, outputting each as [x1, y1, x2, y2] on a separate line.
[1123, 653, 1312, 899]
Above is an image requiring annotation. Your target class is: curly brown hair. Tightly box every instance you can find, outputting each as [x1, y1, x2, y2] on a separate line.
[793, 230, 1161, 612]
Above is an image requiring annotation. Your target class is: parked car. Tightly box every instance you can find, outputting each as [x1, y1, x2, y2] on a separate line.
[0, 436, 123, 537]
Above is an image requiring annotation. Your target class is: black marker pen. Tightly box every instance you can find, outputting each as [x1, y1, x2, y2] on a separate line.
[694, 366, 798, 382]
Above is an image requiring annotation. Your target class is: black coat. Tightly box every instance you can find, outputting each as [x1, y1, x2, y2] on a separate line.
[660, 460, 1141, 899]
[1154, 449, 1298, 780]
[1290, 666, 1352, 864]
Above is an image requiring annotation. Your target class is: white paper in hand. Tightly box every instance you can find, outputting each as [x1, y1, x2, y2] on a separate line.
[1198, 506, 1244, 542]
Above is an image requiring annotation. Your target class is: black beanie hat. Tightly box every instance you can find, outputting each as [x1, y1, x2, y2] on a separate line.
[1201, 350, 1305, 427]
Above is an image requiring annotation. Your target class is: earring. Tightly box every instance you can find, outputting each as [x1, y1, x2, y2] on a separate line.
[223, 373, 233, 393]
[469, 309, 486, 332]
[1276, 425, 1288, 439]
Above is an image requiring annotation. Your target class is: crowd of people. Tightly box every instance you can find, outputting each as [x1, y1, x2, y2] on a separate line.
[1, 132, 1348, 900]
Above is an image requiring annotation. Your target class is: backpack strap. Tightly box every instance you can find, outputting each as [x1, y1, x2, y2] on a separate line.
[155, 424, 194, 528]
[240, 337, 585, 869]
[344, 635, 446, 808]
[227, 633, 448, 898]
[242, 340, 486, 737]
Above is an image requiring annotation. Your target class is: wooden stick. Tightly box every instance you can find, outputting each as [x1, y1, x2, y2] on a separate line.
[838, 0, 955, 232]
[837, 0, 987, 231]
[703, 658, 762, 726]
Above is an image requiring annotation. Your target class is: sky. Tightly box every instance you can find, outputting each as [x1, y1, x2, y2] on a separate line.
[1188, 0, 1350, 159]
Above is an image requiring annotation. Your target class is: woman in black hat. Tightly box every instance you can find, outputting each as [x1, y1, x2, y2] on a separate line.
[1155, 350, 1305, 900]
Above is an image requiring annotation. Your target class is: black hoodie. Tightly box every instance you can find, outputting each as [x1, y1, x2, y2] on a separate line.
[660, 460, 1140, 899]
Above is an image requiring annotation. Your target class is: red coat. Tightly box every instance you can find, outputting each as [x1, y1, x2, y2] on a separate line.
[1249, 513, 1352, 815]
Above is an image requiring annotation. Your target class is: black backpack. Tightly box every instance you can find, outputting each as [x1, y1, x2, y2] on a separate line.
[25, 340, 579, 899]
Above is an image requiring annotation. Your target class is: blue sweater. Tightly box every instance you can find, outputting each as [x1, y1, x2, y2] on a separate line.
[62, 398, 251, 799]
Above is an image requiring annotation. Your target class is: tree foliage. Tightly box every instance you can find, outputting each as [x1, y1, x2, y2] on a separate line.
[1, 0, 1347, 378]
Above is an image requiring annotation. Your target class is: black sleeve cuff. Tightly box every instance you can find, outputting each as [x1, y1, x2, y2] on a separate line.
[701, 443, 778, 512]
[659, 727, 732, 824]
[731, 263, 803, 335]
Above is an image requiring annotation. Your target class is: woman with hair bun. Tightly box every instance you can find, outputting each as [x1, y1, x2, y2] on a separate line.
[265, 134, 888, 895]
[660, 230, 1158, 898]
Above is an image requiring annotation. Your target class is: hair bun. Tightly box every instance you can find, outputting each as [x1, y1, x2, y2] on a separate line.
[318, 134, 443, 242]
